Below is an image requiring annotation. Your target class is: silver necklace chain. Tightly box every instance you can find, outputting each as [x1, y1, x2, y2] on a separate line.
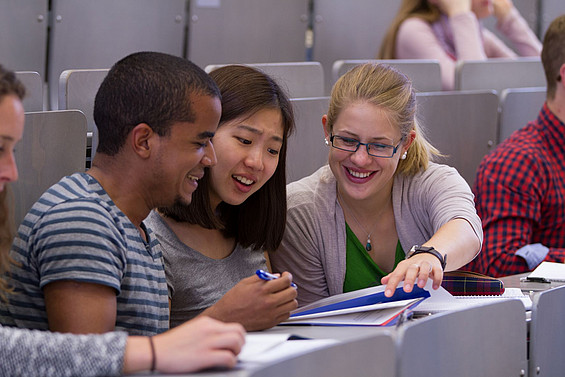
[338, 192, 378, 252]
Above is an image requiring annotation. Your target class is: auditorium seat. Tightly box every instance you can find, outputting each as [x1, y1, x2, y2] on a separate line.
[529, 285, 565, 377]
[454, 57, 545, 93]
[58, 68, 109, 166]
[47, 0, 186, 109]
[13, 110, 87, 227]
[287, 97, 330, 183]
[498, 86, 546, 142]
[205, 62, 325, 98]
[416, 90, 499, 186]
[333, 59, 442, 92]
[187, 0, 308, 68]
[397, 300, 527, 377]
[16, 71, 44, 111]
[0, 0, 48, 77]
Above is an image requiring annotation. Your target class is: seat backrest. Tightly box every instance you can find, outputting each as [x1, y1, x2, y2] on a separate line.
[287, 97, 330, 183]
[416, 90, 499, 186]
[187, 0, 308, 68]
[397, 300, 527, 377]
[48, 0, 186, 109]
[311, 0, 402, 95]
[498, 87, 546, 143]
[205, 62, 325, 98]
[12, 110, 87, 228]
[58, 68, 109, 165]
[248, 331, 396, 377]
[529, 284, 565, 377]
[455, 57, 545, 93]
[16, 71, 43, 111]
[332, 59, 442, 92]
[0, 0, 48, 77]
[539, 0, 565, 37]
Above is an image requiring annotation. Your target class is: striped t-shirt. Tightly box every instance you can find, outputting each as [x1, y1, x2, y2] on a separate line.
[0, 173, 169, 335]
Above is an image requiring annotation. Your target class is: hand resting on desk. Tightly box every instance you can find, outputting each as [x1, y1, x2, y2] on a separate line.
[124, 316, 245, 373]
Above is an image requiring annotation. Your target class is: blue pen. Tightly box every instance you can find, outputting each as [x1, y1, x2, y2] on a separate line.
[256, 269, 297, 288]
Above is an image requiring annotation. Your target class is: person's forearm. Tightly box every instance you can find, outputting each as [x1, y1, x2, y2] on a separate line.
[424, 218, 481, 270]
[122, 336, 153, 374]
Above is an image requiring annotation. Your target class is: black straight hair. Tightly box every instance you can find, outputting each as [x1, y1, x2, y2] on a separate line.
[159, 65, 295, 251]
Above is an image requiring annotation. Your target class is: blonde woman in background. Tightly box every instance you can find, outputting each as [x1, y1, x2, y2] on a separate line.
[378, 0, 541, 90]
[270, 63, 482, 306]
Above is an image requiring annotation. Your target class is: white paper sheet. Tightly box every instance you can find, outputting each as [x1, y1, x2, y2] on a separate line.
[528, 261, 565, 282]
[238, 333, 338, 364]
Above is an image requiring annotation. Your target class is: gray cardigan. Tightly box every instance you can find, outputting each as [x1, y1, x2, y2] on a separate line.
[269, 164, 482, 306]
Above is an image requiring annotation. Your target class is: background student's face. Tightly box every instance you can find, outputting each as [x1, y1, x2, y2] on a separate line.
[208, 108, 284, 209]
[0, 94, 24, 192]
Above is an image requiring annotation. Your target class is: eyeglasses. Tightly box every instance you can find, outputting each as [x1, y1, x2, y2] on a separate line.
[329, 134, 405, 158]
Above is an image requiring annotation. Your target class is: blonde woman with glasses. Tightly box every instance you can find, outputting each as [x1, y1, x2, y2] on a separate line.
[270, 63, 482, 306]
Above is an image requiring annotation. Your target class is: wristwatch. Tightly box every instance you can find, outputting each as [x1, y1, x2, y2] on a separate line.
[407, 245, 447, 270]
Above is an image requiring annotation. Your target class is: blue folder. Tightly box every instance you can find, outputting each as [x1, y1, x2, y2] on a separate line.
[290, 286, 430, 318]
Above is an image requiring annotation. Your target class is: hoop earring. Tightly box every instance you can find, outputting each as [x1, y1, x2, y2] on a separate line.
[401, 151, 407, 160]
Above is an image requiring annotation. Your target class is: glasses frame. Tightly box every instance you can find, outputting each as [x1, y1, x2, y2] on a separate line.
[329, 134, 405, 158]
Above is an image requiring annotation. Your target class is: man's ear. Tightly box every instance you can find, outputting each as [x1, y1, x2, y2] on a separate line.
[130, 123, 154, 158]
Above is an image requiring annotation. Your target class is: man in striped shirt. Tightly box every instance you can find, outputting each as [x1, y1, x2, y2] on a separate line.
[0, 51, 221, 336]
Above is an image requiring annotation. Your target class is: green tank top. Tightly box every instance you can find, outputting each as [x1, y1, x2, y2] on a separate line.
[343, 223, 406, 293]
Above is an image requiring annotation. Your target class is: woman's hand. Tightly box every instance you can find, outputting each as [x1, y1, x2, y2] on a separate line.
[201, 272, 298, 331]
[493, 0, 514, 21]
[123, 317, 245, 374]
[381, 253, 444, 297]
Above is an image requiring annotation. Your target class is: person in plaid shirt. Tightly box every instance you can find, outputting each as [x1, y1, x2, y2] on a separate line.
[465, 15, 565, 277]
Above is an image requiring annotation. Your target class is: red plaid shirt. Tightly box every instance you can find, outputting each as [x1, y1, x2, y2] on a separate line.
[464, 103, 565, 277]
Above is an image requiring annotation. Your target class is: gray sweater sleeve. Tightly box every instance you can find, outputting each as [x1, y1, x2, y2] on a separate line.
[1, 325, 127, 377]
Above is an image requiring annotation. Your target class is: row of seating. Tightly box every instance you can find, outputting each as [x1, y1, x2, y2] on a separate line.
[287, 86, 545, 187]
[13, 61, 547, 220]
[54, 63, 546, 186]
[3, 0, 563, 107]
[334, 57, 546, 94]
[255, 284, 565, 377]
[16, 57, 548, 112]
[13, 85, 544, 229]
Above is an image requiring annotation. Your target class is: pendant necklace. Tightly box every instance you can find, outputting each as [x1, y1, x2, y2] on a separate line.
[338, 193, 378, 252]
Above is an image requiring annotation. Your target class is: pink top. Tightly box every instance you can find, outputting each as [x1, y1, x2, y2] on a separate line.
[395, 9, 542, 90]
